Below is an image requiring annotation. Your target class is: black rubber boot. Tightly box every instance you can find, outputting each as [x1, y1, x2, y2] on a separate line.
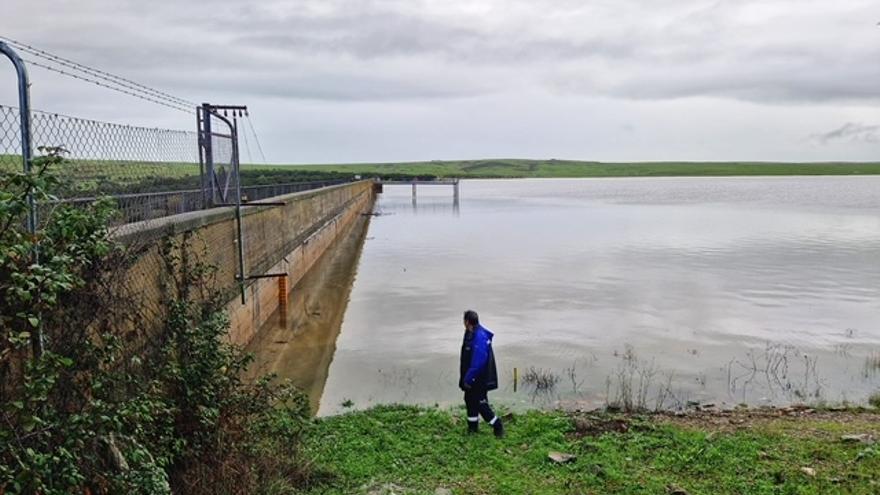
[493, 419, 504, 438]
[467, 421, 479, 434]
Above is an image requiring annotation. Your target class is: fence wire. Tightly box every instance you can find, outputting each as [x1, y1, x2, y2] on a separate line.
[1, 104, 200, 196]
[1, 104, 350, 225]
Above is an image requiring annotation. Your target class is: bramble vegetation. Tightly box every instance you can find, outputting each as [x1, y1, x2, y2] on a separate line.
[0, 151, 316, 494]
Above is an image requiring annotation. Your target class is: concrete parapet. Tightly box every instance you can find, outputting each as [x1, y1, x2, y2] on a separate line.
[116, 180, 375, 347]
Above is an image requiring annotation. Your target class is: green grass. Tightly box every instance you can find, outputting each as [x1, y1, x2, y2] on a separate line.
[285, 159, 880, 179]
[4, 156, 880, 196]
[302, 405, 880, 495]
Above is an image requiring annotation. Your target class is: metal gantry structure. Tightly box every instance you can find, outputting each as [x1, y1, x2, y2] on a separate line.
[196, 103, 288, 303]
[381, 179, 461, 211]
[2, 38, 290, 308]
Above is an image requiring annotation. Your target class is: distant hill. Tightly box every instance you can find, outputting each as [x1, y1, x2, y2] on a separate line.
[281, 159, 880, 178]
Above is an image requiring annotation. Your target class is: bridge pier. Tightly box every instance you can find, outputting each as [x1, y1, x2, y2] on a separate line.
[382, 179, 460, 209]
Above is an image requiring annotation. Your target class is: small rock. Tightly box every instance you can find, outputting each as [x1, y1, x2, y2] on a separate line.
[800, 467, 816, 477]
[841, 434, 876, 445]
[434, 488, 452, 495]
[548, 451, 576, 464]
[667, 484, 690, 495]
[365, 482, 407, 495]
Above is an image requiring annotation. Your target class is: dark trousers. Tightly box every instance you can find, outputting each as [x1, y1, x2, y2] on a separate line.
[464, 387, 497, 424]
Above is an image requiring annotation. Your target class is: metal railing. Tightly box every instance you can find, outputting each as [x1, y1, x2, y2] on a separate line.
[50, 179, 350, 225]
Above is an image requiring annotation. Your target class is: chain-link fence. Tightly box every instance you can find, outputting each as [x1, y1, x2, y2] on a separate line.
[1, 104, 351, 225]
[1, 104, 199, 193]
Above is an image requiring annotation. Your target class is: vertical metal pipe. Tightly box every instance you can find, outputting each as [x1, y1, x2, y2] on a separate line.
[453, 179, 460, 216]
[513, 367, 518, 392]
[278, 275, 288, 327]
[0, 41, 42, 358]
[232, 117, 246, 304]
[201, 103, 214, 207]
[196, 106, 207, 209]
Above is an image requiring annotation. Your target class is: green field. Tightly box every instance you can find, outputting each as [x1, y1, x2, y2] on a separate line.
[303, 405, 880, 495]
[4, 156, 880, 196]
[285, 159, 880, 179]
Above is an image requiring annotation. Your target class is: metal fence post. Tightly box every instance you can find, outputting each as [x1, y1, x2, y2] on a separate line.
[0, 41, 43, 358]
[231, 116, 246, 304]
[196, 105, 207, 209]
[201, 103, 214, 208]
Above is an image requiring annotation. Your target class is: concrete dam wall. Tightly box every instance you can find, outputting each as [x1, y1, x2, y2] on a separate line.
[117, 180, 376, 347]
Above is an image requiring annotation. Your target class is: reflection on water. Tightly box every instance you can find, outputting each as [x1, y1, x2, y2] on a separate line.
[255, 178, 880, 416]
[245, 214, 370, 414]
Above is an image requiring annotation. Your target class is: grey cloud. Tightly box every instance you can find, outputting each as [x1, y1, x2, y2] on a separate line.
[551, 42, 880, 104]
[11, 0, 879, 104]
[810, 123, 880, 145]
[5, 0, 880, 163]
[232, 17, 638, 64]
[201, 72, 487, 101]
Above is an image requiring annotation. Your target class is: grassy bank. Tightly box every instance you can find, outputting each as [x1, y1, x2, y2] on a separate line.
[303, 405, 880, 495]
[286, 159, 880, 179]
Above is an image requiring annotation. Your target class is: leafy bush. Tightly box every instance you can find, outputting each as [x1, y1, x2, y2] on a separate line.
[0, 150, 314, 494]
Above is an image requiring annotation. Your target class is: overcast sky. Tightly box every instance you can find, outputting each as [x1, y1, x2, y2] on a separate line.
[2, 0, 879, 163]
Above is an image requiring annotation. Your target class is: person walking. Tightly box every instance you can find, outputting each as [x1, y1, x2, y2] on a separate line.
[459, 310, 504, 437]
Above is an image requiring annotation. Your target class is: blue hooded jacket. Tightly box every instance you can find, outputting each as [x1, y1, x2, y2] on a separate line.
[459, 324, 498, 391]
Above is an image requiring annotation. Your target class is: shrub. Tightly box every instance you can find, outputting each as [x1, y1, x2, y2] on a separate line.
[0, 151, 313, 494]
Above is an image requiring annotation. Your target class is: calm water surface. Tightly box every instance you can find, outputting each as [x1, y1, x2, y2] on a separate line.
[250, 177, 880, 415]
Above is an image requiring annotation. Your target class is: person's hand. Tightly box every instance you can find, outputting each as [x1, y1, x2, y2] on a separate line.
[462, 382, 472, 390]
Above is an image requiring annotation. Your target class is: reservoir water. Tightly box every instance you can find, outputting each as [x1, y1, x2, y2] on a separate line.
[248, 177, 880, 415]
